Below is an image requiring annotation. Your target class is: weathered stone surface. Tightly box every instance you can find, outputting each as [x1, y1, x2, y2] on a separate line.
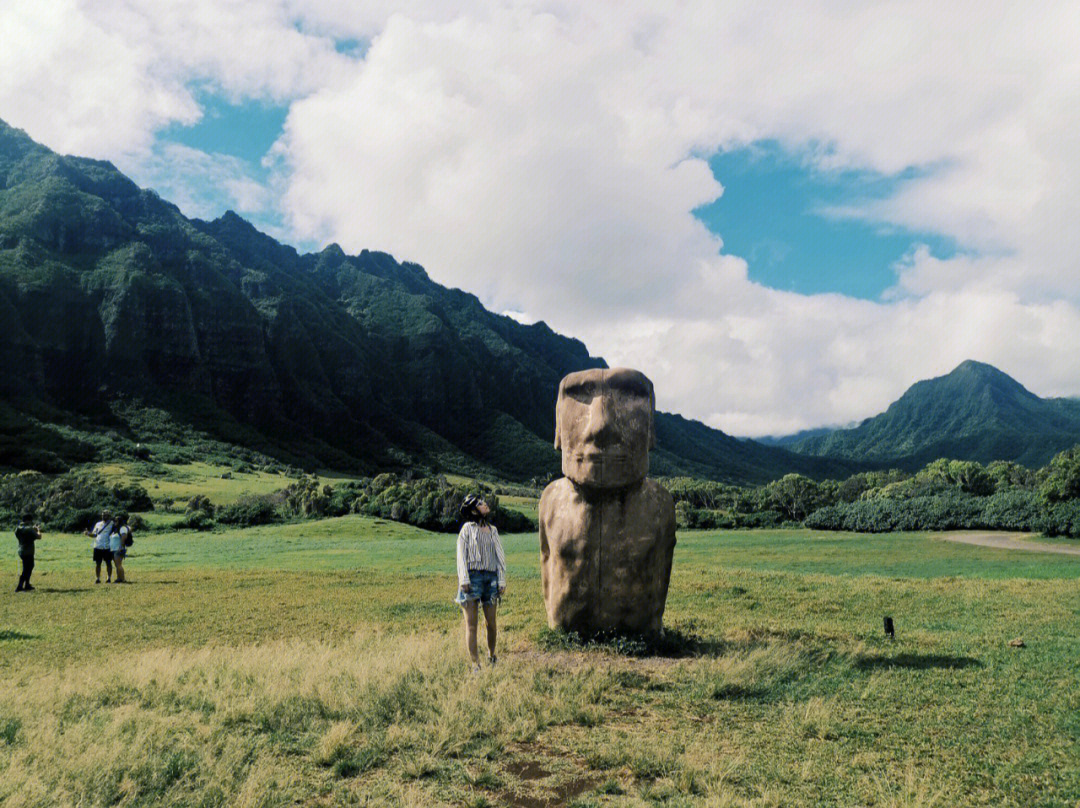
[539, 368, 676, 634]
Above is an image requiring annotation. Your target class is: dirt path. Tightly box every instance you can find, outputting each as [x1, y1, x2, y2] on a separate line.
[937, 532, 1080, 556]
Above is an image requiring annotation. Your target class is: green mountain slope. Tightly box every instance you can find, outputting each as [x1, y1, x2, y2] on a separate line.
[0, 119, 850, 483]
[791, 360, 1080, 468]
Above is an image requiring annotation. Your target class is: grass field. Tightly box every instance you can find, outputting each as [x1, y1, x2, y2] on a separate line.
[2, 520, 1079, 807]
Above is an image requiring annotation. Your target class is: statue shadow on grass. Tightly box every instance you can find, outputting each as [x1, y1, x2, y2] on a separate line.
[853, 653, 982, 671]
[535, 625, 727, 659]
[0, 630, 37, 641]
[535, 623, 837, 660]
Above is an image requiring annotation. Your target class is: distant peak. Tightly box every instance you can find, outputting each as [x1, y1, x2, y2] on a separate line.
[213, 210, 255, 230]
[321, 243, 345, 257]
[908, 359, 1037, 403]
[951, 359, 1003, 376]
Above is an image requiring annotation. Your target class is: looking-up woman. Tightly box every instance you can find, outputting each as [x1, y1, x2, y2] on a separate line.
[454, 495, 506, 671]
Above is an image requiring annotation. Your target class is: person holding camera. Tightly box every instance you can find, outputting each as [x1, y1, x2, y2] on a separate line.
[15, 513, 41, 592]
[454, 495, 506, 671]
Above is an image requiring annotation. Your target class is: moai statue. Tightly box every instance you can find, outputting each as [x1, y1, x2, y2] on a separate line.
[539, 368, 677, 635]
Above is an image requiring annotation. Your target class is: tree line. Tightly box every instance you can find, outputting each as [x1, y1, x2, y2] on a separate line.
[8, 445, 1080, 538]
[662, 446, 1080, 537]
[0, 470, 534, 535]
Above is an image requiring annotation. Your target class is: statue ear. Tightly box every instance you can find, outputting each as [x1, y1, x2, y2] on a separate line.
[648, 380, 657, 449]
[554, 382, 565, 450]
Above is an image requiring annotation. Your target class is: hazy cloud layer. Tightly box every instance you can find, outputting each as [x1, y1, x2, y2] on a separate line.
[3, 1, 1079, 434]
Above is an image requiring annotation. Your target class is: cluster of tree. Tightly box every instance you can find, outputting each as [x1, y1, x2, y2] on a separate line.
[178, 473, 535, 534]
[662, 448, 1080, 537]
[0, 470, 153, 531]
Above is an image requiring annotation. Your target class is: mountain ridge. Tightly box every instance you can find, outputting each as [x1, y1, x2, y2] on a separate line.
[0, 119, 855, 484]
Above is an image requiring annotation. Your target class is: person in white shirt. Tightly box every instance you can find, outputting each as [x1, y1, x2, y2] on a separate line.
[454, 495, 506, 671]
[110, 514, 131, 583]
[85, 510, 115, 584]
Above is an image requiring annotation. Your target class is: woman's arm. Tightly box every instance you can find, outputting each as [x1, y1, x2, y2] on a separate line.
[493, 527, 507, 590]
[457, 525, 471, 589]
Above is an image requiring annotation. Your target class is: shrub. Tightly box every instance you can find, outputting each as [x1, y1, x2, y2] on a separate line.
[980, 490, 1042, 531]
[216, 495, 281, 527]
[1039, 445, 1080, 503]
[186, 495, 214, 515]
[175, 509, 214, 531]
[1036, 500, 1080, 537]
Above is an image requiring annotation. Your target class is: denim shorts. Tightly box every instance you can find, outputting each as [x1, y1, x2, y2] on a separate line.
[455, 569, 500, 606]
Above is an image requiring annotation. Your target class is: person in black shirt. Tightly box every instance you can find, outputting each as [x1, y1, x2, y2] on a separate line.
[15, 513, 41, 592]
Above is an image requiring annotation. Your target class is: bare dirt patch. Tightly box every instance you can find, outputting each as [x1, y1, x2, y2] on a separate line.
[936, 532, 1080, 556]
[505, 759, 550, 781]
[499, 745, 600, 808]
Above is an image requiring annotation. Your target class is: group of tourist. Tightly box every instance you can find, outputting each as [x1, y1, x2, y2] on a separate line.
[16, 495, 499, 671]
[13, 508, 135, 592]
[86, 509, 134, 584]
[18, 494, 497, 668]
[18, 495, 492, 665]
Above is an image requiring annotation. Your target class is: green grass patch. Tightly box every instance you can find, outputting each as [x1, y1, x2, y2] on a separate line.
[94, 461, 307, 506]
[2, 525, 1078, 805]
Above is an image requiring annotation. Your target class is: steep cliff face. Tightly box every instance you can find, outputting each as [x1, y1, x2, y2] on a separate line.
[0, 120, 607, 476]
[0, 130, 282, 428]
[200, 212, 607, 475]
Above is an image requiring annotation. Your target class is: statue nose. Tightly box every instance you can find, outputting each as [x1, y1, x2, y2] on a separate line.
[583, 394, 617, 446]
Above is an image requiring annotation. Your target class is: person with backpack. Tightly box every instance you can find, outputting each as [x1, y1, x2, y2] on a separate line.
[86, 510, 115, 584]
[15, 513, 41, 592]
[111, 513, 133, 583]
[454, 495, 506, 671]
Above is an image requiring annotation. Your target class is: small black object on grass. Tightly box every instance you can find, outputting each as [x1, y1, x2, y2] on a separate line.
[883, 616, 895, 639]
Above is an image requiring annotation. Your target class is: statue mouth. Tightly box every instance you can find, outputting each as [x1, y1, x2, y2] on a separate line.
[574, 452, 627, 463]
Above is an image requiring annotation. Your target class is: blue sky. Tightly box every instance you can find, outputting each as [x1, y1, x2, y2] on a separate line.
[162, 93, 287, 179]
[695, 142, 958, 299]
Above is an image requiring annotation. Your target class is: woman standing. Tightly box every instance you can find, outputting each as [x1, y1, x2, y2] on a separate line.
[455, 495, 506, 671]
[111, 514, 131, 583]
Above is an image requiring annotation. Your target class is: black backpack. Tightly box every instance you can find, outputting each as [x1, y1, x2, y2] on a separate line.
[123, 526, 134, 547]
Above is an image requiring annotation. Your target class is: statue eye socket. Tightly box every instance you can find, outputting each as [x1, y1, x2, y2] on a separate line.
[607, 378, 651, 400]
[563, 382, 599, 403]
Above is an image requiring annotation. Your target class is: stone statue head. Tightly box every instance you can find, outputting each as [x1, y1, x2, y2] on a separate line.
[554, 367, 656, 489]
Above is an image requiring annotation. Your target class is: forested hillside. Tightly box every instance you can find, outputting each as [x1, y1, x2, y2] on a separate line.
[789, 360, 1080, 469]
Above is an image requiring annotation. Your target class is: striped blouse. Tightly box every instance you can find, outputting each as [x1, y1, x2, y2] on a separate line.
[456, 521, 506, 588]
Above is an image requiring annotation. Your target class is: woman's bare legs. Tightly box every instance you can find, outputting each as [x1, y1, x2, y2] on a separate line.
[461, 601, 480, 666]
[113, 555, 125, 583]
[482, 602, 498, 660]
